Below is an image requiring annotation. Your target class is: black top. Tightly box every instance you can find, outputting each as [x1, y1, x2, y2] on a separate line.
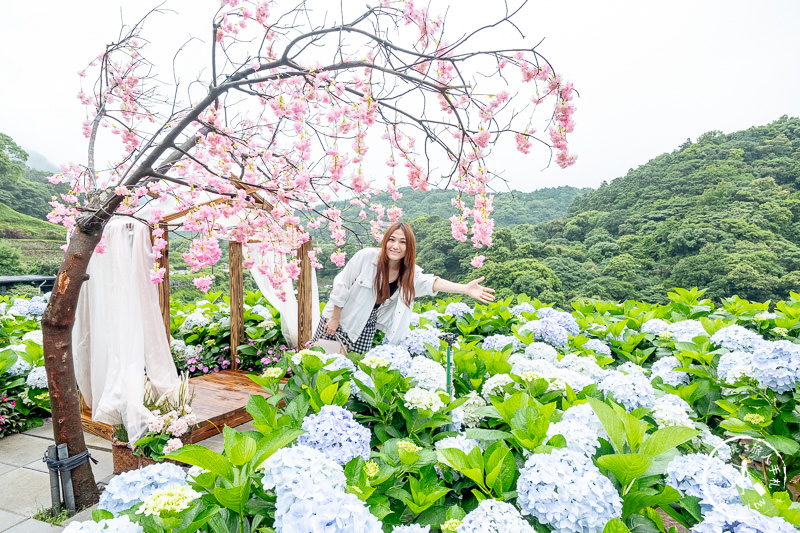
[374, 279, 399, 309]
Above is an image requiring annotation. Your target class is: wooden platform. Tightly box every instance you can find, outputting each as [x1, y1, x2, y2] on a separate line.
[81, 370, 269, 443]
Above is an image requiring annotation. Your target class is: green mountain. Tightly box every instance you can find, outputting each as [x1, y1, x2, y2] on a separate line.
[364, 186, 592, 228]
[510, 116, 800, 303]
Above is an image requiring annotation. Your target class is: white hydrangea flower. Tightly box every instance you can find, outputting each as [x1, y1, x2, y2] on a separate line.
[481, 373, 517, 402]
[405, 356, 447, 391]
[403, 387, 445, 412]
[651, 394, 694, 428]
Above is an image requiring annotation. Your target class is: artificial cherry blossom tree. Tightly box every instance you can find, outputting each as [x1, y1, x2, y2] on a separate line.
[42, 0, 576, 505]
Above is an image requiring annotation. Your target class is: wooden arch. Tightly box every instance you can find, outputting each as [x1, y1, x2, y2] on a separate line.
[81, 187, 313, 442]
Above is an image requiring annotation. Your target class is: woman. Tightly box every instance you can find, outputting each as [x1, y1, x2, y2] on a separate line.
[313, 221, 495, 353]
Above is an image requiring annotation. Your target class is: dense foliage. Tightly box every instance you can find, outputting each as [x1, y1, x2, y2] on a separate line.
[0, 134, 69, 224]
[351, 186, 591, 229]
[60, 286, 800, 532]
[529, 116, 800, 303]
[0, 133, 67, 277]
[0, 295, 52, 437]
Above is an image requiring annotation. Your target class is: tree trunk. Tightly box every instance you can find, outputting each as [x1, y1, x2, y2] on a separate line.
[41, 222, 104, 507]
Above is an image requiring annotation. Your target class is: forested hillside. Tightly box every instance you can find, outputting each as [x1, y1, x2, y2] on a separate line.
[0, 133, 67, 276]
[363, 186, 591, 228]
[434, 116, 800, 304]
[5, 117, 800, 307]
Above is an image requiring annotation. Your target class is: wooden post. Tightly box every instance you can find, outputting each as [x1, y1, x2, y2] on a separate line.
[229, 241, 244, 370]
[297, 238, 312, 348]
[156, 224, 171, 340]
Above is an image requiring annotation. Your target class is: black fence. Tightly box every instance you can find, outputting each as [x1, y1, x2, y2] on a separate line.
[0, 275, 56, 294]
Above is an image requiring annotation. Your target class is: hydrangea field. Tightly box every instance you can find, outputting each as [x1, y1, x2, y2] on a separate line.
[0, 294, 52, 437]
[59, 287, 800, 532]
[169, 291, 290, 376]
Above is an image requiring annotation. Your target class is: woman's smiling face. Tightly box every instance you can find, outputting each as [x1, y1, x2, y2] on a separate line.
[386, 229, 407, 263]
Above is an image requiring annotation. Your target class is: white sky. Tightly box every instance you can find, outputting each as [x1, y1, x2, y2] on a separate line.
[1, 0, 799, 192]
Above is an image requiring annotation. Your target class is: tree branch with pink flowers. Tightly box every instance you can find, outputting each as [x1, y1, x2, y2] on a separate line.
[41, 0, 576, 506]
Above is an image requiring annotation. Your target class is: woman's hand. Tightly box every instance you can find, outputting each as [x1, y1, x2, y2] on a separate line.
[324, 317, 340, 336]
[465, 276, 495, 304]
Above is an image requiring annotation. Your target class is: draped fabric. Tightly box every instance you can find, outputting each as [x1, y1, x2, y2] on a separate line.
[247, 248, 320, 348]
[73, 219, 180, 443]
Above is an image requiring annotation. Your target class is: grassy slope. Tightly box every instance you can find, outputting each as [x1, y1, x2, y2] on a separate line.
[0, 202, 66, 241]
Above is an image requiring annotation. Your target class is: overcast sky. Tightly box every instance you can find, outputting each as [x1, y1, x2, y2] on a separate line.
[1, 0, 799, 192]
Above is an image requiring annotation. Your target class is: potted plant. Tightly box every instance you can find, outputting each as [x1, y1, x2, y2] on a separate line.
[112, 374, 196, 474]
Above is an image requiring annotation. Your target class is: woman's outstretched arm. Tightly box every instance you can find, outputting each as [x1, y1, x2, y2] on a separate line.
[433, 276, 495, 304]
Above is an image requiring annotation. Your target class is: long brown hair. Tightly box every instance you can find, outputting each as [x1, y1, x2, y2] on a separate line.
[375, 221, 416, 307]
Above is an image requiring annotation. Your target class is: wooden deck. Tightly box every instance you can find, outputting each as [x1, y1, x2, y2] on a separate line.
[81, 370, 269, 443]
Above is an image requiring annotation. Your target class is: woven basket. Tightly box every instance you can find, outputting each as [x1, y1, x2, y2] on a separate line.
[111, 433, 191, 475]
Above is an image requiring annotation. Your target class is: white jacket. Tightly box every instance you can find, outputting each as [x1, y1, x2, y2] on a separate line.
[322, 248, 439, 344]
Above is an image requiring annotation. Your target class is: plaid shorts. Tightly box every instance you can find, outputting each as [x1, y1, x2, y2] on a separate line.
[313, 307, 379, 354]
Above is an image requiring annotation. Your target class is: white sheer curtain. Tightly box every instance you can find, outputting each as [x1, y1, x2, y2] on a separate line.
[73, 218, 180, 443]
[247, 248, 320, 348]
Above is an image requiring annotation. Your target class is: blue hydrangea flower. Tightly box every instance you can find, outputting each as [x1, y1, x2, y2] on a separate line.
[641, 318, 670, 335]
[598, 367, 656, 411]
[297, 405, 371, 465]
[26, 301, 47, 316]
[250, 304, 272, 318]
[365, 344, 413, 374]
[546, 403, 608, 456]
[481, 334, 521, 352]
[716, 351, 754, 386]
[444, 302, 472, 318]
[650, 356, 691, 386]
[583, 338, 611, 356]
[99, 463, 187, 515]
[669, 320, 708, 343]
[523, 342, 559, 362]
[62, 515, 144, 533]
[25, 366, 48, 389]
[399, 327, 441, 356]
[179, 311, 210, 333]
[519, 318, 569, 348]
[536, 307, 580, 335]
[4, 347, 32, 376]
[665, 453, 752, 507]
[457, 499, 535, 533]
[692, 502, 797, 533]
[751, 340, 800, 393]
[517, 448, 622, 532]
[275, 484, 382, 533]
[261, 445, 346, 500]
[710, 325, 761, 352]
[323, 353, 356, 373]
[557, 354, 610, 385]
[420, 309, 442, 325]
[6, 305, 28, 316]
[510, 302, 536, 317]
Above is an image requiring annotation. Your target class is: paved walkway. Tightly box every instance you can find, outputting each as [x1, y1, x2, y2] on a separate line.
[0, 422, 229, 532]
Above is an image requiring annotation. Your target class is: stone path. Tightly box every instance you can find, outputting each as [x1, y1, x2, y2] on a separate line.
[0, 422, 229, 532]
